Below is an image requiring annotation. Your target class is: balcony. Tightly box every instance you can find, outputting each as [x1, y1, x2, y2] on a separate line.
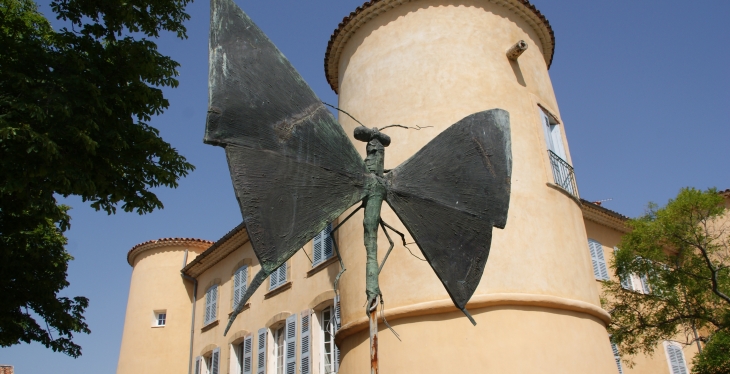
[548, 150, 579, 198]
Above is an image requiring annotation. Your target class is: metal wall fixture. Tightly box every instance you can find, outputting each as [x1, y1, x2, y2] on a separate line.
[507, 40, 528, 61]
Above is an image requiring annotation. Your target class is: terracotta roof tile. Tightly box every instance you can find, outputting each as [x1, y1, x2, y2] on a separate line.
[127, 237, 213, 266]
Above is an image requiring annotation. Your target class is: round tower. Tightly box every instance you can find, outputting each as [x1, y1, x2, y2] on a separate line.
[327, 1, 617, 372]
[117, 238, 212, 374]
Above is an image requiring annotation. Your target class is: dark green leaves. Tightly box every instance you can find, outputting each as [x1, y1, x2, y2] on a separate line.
[603, 188, 730, 371]
[0, 0, 194, 356]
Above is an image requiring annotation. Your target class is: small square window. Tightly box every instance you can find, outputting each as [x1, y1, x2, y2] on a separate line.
[154, 310, 167, 327]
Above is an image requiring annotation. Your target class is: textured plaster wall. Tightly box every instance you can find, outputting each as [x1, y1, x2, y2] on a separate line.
[333, 1, 617, 372]
[117, 245, 205, 374]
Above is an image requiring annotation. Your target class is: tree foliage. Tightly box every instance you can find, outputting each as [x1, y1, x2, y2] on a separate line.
[602, 188, 730, 371]
[0, 0, 194, 356]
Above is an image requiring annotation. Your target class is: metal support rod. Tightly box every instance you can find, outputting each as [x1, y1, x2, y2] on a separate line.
[369, 295, 380, 374]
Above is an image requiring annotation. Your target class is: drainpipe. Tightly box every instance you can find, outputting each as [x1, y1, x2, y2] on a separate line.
[181, 249, 198, 374]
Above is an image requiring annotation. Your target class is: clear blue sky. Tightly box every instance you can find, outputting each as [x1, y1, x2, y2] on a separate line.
[1, 0, 728, 372]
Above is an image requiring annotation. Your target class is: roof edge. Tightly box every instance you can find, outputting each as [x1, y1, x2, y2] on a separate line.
[324, 0, 556, 93]
[182, 221, 249, 277]
[127, 238, 213, 266]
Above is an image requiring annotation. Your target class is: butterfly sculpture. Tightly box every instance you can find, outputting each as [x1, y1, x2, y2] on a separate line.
[205, 0, 512, 336]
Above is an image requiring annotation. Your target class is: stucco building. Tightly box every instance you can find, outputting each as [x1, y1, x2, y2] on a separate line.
[117, 1, 710, 373]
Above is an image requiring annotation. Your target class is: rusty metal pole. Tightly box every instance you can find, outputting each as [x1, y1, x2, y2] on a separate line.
[369, 295, 380, 374]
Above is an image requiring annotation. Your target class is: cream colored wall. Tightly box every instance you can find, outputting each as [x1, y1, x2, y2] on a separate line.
[192, 238, 342, 374]
[333, 1, 617, 372]
[117, 244, 205, 374]
[584, 218, 700, 374]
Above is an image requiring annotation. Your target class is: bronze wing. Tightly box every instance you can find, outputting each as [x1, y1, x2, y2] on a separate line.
[385, 109, 512, 323]
[206, 0, 367, 331]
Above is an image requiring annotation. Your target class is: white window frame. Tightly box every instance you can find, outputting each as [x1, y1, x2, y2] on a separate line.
[320, 306, 338, 374]
[204, 285, 218, 325]
[614, 248, 651, 294]
[273, 325, 286, 374]
[541, 108, 567, 161]
[233, 265, 248, 308]
[664, 341, 688, 374]
[153, 310, 167, 327]
[269, 262, 288, 290]
[588, 239, 609, 281]
[312, 223, 334, 267]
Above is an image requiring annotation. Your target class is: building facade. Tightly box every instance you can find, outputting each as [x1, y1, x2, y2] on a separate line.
[117, 1, 711, 373]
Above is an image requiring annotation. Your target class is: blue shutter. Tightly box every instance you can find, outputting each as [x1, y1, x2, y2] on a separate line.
[243, 335, 253, 374]
[234, 265, 248, 307]
[334, 296, 341, 372]
[588, 239, 609, 280]
[300, 310, 312, 374]
[611, 342, 624, 374]
[257, 328, 267, 374]
[666, 343, 688, 374]
[614, 247, 633, 290]
[313, 230, 323, 266]
[323, 223, 333, 260]
[195, 356, 202, 374]
[205, 286, 218, 324]
[211, 347, 220, 374]
[285, 315, 297, 374]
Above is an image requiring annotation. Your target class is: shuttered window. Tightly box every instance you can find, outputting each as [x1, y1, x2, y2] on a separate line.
[665, 342, 688, 374]
[211, 347, 220, 374]
[204, 285, 218, 325]
[233, 265, 248, 308]
[269, 263, 288, 290]
[300, 310, 312, 374]
[285, 315, 297, 374]
[313, 223, 334, 266]
[614, 247, 634, 290]
[541, 109, 567, 160]
[256, 328, 267, 374]
[588, 239, 609, 280]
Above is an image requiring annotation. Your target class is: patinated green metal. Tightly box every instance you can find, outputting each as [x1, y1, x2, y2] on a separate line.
[205, 0, 512, 337]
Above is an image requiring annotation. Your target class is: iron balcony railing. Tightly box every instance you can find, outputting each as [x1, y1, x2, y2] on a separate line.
[548, 150, 579, 198]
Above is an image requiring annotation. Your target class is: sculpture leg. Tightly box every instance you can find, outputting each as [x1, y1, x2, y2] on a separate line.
[329, 204, 364, 292]
[378, 220, 395, 274]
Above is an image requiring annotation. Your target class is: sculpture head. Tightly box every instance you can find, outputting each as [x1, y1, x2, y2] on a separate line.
[354, 126, 391, 176]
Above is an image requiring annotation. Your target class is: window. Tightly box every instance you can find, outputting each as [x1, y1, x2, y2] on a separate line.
[320, 298, 341, 374]
[313, 223, 334, 266]
[195, 348, 220, 374]
[540, 108, 577, 197]
[232, 335, 252, 374]
[588, 239, 609, 280]
[541, 109, 567, 160]
[154, 310, 167, 327]
[610, 340, 624, 374]
[320, 307, 337, 374]
[204, 285, 218, 325]
[269, 262, 287, 290]
[233, 265, 248, 308]
[614, 248, 652, 294]
[273, 326, 285, 374]
[665, 342, 688, 374]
